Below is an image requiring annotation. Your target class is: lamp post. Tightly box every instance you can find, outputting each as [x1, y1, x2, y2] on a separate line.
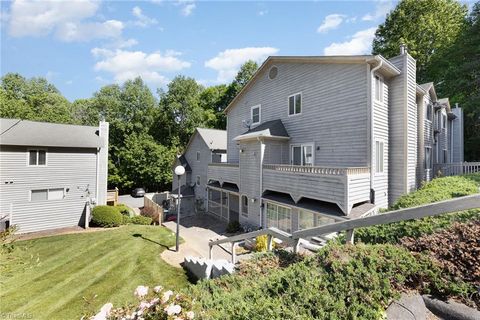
[174, 165, 185, 252]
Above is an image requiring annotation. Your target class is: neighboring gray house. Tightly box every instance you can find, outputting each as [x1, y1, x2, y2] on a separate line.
[172, 128, 227, 216]
[206, 47, 464, 233]
[0, 119, 109, 234]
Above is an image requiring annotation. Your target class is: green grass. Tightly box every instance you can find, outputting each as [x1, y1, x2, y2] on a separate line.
[0, 225, 188, 319]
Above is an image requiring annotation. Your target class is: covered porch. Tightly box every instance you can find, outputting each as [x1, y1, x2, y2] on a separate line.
[206, 181, 240, 223]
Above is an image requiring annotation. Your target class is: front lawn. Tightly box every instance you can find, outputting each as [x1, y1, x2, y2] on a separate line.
[0, 225, 189, 319]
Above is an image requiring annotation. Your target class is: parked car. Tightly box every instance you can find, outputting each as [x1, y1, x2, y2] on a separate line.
[131, 188, 146, 198]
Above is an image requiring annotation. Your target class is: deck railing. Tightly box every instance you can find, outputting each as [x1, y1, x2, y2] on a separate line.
[263, 164, 370, 176]
[106, 187, 119, 205]
[433, 162, 480, 177]
[208, 162, 239, 167]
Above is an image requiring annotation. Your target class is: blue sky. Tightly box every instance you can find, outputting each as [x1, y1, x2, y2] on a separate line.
[3, 0, 399, 101]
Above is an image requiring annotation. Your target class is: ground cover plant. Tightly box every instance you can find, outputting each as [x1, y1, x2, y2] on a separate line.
[0, 225, 188, 320]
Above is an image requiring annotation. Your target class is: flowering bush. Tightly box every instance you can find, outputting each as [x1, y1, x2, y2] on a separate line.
[91, 285, 194, 320]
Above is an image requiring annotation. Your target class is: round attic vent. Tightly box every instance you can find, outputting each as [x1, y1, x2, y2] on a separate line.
[268, 66, 278, 80]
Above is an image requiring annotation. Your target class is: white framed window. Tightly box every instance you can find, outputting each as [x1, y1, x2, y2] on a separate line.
[374, 74, 383, 102]
[425, 103, 432, 122]
[375, 140, 384, 173]
[442, 113, 447, 129]
[298, 210, 335, 230]
[288, 92, 302, 116]
[250, 105, 261, 125]
[266, 202, 291, 233]
[28, 149, 47, 166]
[196, 151, 200, 161]
[291, 143, 314, 166]
[241, 195, 248, 217]
[443, 149, 448, 163]
[196, 175, 201, 186]
[425, 147, 432, 170]
[30, 188, 65, 201]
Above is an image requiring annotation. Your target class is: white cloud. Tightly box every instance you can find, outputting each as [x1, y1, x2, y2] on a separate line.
[258, 10, 268, 16]
[132, 6, 158, 27]
[362, 0, 393, 21]
[324, 27, 377, 55]
[7, 0, 126, 42]
[177, 0, 196, 16]
[205, 47, 279, 83]
[317, 14, 346, 33]
[56, 20, 124, 42]
[92, 49, 191, 86]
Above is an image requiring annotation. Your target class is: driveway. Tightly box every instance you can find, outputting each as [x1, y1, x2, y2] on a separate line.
[161, 214, 233, 266]
[118, 194, 145, 209]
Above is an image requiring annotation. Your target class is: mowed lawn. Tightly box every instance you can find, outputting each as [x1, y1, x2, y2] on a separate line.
[0, 225, 189, 319]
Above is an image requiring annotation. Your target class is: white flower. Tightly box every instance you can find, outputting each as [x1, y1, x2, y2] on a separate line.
[150, 297, 160, 305]
[186, 311, 195, 319]
[153, 285, 163, 293]
[161, 290, 173, 303]
[165, 304, 182, 316]
[92, 302, 113, 320]
[134, 285, 149, 298]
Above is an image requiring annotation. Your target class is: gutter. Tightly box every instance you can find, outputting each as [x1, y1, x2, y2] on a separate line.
[369, 57, 383, 203]
[257, 137, 265, 228]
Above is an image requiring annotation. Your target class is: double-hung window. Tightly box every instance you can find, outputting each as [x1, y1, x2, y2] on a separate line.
[374, 75, 383, 102]
[251, 105, 261, 125]
[288, 93, 302, 115]
[375, 141, 384, 173]
[425, 104, 432, 122]
[28, 149, 46, 166]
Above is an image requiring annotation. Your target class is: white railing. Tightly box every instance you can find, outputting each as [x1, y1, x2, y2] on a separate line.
[208, 162, 239, 167]
[433, 162, 480, 177]
[263, 164, 370, 176]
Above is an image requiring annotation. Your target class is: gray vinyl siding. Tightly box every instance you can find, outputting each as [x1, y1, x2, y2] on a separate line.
[388, 54, 417, 205]
[264, 141, 289, 165]
[227, 62, 369, 167]
[207, 164, 239, 185]
[0, 146, 97, 233]
[372, 72, 389, 209]
[239, 141, 262, 226]
[451, 108, 464, 162]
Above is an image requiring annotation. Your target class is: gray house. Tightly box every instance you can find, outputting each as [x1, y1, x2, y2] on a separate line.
[0, 119, 109, 233]
[206, 47, 464, 233]
[172, 128, 227, 215]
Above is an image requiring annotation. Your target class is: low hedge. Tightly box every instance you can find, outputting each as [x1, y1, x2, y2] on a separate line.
[129, 215, 152, 225]
[189, 244, 474, 319]
[91, 205, 123, 228]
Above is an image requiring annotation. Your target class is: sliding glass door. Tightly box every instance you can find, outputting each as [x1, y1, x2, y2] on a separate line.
[291, 144, 314, 166]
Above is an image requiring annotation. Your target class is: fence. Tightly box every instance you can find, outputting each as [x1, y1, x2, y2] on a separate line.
[107, 187, 118, 206]
[434, 162, 480, 177]
[144, 195, 164, 224]
[208, 194, 480, 262]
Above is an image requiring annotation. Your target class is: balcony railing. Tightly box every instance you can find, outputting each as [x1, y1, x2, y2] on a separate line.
[262, 164, 371, 214]
[208, 163, 239, 185]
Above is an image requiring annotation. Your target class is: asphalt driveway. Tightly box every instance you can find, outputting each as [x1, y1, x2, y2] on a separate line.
[118, 194, 145, 209]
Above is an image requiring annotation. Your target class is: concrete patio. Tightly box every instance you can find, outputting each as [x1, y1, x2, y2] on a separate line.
[161, 213, 233, 267]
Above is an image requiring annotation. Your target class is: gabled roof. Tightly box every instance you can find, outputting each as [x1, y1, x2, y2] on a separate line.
[196, 128, 227, 151]
[224, 55, 401, 114]
[438, 98, 451, 112]
[234, 119, 289, 141]
[0, 118, 104, 148]
[419, 82, 438, 101]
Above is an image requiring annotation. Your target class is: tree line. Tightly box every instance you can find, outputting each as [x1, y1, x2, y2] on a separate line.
[0, 61, 259, 193]
[1, 0, 478, 193]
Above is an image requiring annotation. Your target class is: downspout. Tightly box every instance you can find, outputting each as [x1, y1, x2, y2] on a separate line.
[369, 57, 383, 203]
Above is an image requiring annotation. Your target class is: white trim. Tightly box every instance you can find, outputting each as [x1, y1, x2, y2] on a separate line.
[374, 139, 385, 175]
[287, 92, 302, 116]
[26, 148, 48, 167]
[250, 104, 261, 126]
[290, 142, 315, 166]
[29, 187, 66, 202]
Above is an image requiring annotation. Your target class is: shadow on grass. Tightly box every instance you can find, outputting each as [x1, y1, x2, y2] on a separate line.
[132, 233, 174, 251]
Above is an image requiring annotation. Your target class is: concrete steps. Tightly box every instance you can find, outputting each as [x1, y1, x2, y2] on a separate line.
[184, 256, 235, 280]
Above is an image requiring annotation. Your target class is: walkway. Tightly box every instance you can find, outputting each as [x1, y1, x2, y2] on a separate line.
[161, 214, 232, 267]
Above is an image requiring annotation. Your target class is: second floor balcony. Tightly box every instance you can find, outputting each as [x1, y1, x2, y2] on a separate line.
[207, 162, 239, 185]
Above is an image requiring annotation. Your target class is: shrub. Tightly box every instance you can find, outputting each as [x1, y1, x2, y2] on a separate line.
[226, 220, 242, 233]
[189, 244, 474, 319]
[130, 215, 153, 225]
[121, 215, 131, 225]
[116, 204, 132, 217]
[91, 205, 123, 228]
[254, 235, 268, 252]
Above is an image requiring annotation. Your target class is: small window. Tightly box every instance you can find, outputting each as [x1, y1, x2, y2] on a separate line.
[443, 149, 448, 163]
[196, 151, 200, 161]
[268, 66, 278, 80]
[374, 75, 383, 102]
[251, 105, 261, 125]
[196, 175, 201, 186]
[442, 114, 447, 129]
[288, 93, 302, 115]
[31, 189, 48, 201]
[375, 141, 384, 173]
[48, 188, 65, 200]
[425, 147, 432, 169]
[241, 195, 248, 217]
[31, 188, 65, 201]
[28, 149, 47, 166]
[425, 104, 432, 122]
